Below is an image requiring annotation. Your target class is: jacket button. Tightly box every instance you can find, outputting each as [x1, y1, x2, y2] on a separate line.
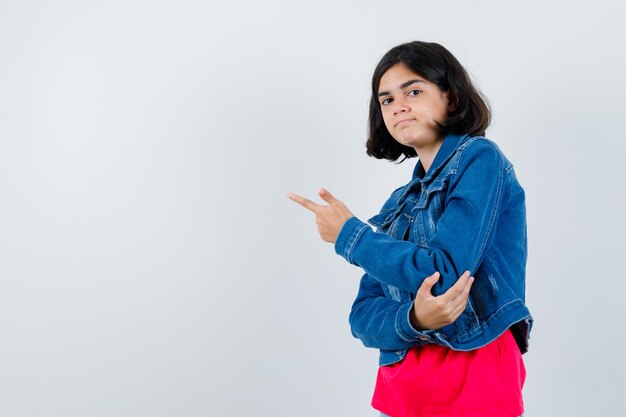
[418, 336, 429, 341]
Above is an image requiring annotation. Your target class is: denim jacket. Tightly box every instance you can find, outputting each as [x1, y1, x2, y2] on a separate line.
[335, 133, 533, 366]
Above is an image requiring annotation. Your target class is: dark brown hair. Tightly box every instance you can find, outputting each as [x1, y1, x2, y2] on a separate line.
[366, 41, 491, 162]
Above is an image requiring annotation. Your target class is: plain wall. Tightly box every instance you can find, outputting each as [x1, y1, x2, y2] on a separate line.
[1, 0, 625, 415]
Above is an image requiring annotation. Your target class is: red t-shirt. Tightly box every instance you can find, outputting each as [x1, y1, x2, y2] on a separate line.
[372, 329, 525, 417]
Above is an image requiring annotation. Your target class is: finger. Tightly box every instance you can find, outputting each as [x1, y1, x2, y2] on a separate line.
[450, 301, 467, 321]
[439, 271, 471, 302]
[286, 192, 321, 213]
[450, 275, 473, 303]
[449, 276, 474, 312]
[450, 280, 473, 318]
[416, 272, 440, 296]
[318, 187, 340, 206]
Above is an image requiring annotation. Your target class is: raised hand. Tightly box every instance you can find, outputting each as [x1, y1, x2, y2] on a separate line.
[286, 188, 354, 243]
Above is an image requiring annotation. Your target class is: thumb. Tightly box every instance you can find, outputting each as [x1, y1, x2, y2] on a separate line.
[417, 272, 440, 296]
[318, 187, 339, 205]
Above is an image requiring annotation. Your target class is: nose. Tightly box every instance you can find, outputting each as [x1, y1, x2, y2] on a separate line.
[392, 97, 410, 115]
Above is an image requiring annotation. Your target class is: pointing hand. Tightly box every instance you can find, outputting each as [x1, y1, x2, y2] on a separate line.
[286, 188, 354, 243]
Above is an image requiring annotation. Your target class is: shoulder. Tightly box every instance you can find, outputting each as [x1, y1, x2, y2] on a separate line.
[454, 135, 513, 173]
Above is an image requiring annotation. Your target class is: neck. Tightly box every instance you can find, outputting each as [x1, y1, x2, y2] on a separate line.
[415, 139, 444, 174]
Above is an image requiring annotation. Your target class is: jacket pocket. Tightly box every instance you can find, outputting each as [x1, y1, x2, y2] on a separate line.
[368, 204, 405, 229]
[370, 204, 414, 242]
[411, 180, 448, 246]
[412, 179, 447, 214]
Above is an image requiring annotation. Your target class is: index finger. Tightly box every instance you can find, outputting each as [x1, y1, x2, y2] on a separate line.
[286, 192, 322, 213]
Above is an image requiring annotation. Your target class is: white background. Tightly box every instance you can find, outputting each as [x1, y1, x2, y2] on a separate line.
[1, 0, 625, 416]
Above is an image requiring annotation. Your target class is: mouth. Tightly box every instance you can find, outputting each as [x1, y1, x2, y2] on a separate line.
[395, 119, 415, 128]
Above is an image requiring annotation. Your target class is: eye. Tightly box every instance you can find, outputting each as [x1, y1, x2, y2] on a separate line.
[408, 89, 422, 97]
[380, 97, 392, 105]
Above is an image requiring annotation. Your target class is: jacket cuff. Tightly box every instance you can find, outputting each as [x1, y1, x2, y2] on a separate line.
[395, 301, 435, 343]
[335, 216, 369, 264]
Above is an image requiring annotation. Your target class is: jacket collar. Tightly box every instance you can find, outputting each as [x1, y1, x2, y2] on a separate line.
[412, 132, 467, 182]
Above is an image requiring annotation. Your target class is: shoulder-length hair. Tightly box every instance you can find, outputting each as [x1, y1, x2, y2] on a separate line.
[367, 41, 491, 162]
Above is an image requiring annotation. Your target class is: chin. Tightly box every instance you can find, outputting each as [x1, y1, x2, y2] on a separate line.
[392, 138, 411, 147]
[396, 135, 420, 148]
[400, 132, 437, 148]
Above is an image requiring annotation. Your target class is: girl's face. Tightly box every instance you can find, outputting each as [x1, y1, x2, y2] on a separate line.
[377, 63, 451, 152]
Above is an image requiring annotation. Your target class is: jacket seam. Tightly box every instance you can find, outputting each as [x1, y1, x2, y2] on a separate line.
[452, 298, 521, 340]
[345, 222, 367, 263]
[452, 137, 506, 272]
[472, 157, 504, 271]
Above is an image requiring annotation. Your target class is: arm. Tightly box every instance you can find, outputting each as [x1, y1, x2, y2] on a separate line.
[336, 142, 506, 294]
[350, 271, 474, 350]
[349, 272, 430, 350]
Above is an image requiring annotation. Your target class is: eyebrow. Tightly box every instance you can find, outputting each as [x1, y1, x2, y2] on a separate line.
[378, 79, 426, 97]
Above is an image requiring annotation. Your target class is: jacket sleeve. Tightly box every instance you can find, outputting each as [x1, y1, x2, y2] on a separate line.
[349, 272, 433, 350]
[335, 141, 507, 294]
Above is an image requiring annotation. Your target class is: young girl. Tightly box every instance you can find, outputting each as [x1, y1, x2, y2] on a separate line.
[287, 41, 532, 417]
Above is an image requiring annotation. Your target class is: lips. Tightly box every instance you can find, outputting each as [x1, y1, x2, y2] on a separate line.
[395, 118, 415, 127]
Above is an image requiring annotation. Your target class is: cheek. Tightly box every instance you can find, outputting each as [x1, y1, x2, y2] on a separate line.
[432, 100, 449, 121]
[381, 110, 394, 132]
[418, 104, 445, 127]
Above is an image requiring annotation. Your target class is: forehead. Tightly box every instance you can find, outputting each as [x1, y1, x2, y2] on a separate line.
[378, 63, 429, 91]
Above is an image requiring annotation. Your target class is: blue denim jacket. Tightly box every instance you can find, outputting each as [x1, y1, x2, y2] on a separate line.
[335, 133, 533, 366]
